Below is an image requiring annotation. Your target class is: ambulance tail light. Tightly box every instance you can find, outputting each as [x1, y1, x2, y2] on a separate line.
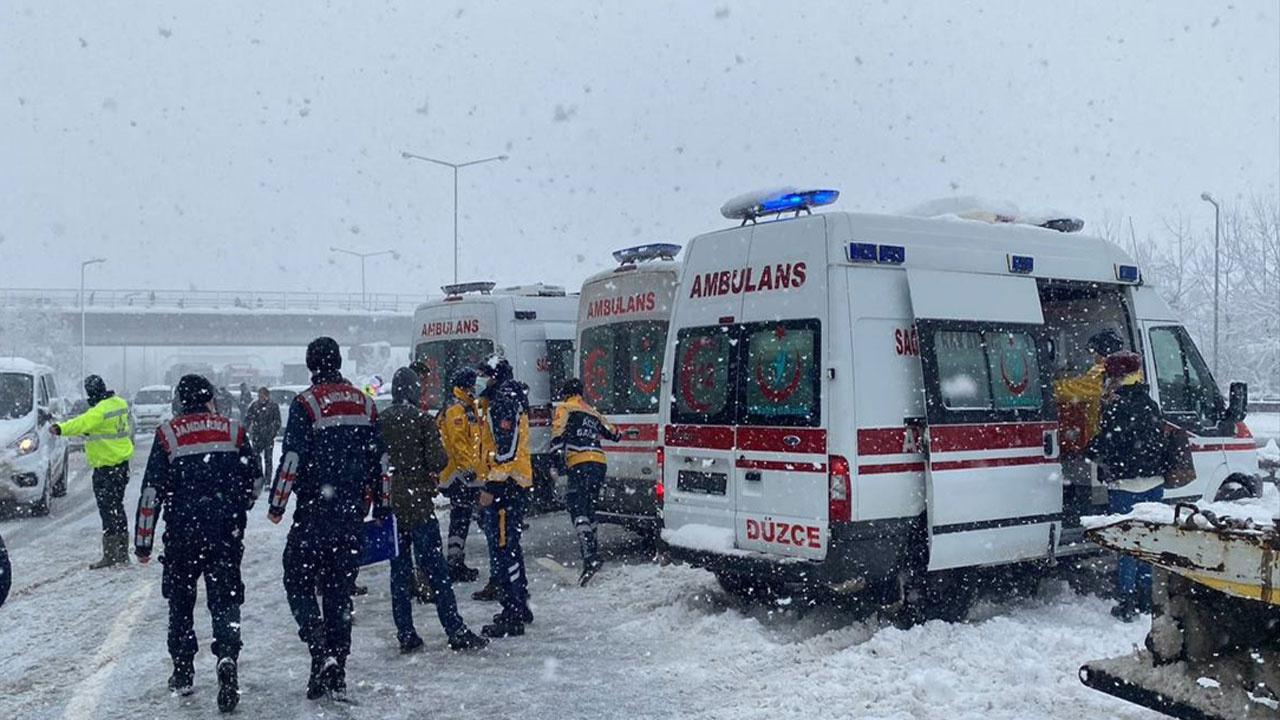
[828, 455, 851, 523]
[654, 447, 665, 506]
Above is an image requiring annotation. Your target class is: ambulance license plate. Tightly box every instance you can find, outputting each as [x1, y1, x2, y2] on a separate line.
[677, 470, 726, 495]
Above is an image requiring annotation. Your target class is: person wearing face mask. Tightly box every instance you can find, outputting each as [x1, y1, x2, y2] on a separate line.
[473, 355, 534, 638]
[435, 367, 489, 586]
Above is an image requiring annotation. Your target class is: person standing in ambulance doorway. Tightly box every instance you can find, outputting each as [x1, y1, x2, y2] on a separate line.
[133, 375, 261, 711]
[475, 355, 535, 638]
[267, 337, 391, 702]
[1054, 329, 1123, 448]
[51, 375, 135, 569]
[436, 367, 489, 586]
[551, 378, 621, 586]
[380, 367, 489, 653]
[1086, 351, 1167, 622]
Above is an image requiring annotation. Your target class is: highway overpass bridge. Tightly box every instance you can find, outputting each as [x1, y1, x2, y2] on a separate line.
[1, 288, 430, 347]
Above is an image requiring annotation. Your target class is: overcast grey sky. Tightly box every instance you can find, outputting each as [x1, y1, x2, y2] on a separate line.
[2, 0, 1277, 295]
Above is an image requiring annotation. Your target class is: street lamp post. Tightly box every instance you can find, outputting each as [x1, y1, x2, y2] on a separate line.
[400, 151, 509, 284]
[1201, 192, 1221, 377]
[79, 257, 106, 385]
[329, 247, 399, 307]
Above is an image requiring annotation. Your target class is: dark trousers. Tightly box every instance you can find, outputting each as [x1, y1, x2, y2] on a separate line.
[566, 462, 606, 564]
[92, 462, 130, 537]
[482, 484, 529, 619]
[390, 515, 465, 645]
[255, 444, 274, 483]
[1108, 484, 1164, 602]
[282, 529, 360, 660]
[442, 483, 476, 564]
[163, 539, 244, 662]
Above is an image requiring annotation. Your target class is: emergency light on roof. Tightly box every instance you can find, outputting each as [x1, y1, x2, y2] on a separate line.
[720, 187, 840, 224]
[442, 281, 496, 296]
[499, 283, 567, 297]
[612, 243, 682, 264]
[1115, 264, 1141, 284]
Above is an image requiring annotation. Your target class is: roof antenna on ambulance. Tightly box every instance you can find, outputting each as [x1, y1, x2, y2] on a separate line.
[720, 187, 840, 226]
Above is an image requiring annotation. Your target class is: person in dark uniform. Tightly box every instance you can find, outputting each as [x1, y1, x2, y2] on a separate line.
[267, 337, 389, 702]
[551, 378, 621, 585]
[133, 374, 261, 712]
[244, 387, 282, 479]
[0, 531, 10, 610]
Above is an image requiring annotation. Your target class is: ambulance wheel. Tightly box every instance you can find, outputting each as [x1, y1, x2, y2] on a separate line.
[895, 570, 976, 626]
[714, 571, 781, 602]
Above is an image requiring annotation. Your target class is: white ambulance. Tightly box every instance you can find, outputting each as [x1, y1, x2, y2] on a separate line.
[575, 244, 682, 537]
[659, 188, 1257, 613]
[412, 282, 578, 506]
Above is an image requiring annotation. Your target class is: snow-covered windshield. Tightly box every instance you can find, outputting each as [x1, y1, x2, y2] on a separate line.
[0, 373, 34, 419]
[132, 389, 170, 405]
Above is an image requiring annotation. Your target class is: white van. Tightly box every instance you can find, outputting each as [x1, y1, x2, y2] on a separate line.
[132, 384, 173, 432]
[659, 189, 1257, 611]
[412, 282, 578, 506]
[575, 244, 681, 536]
[0, 358, 70, 515]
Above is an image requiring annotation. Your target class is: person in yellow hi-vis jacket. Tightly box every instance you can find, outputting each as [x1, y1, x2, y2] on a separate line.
[551, 378, 621, 586]
[51, 375, 134, 568]
[1054, 330, 1123, 451]
[436, 367, 485, 585]
[474, 355, 534, 639]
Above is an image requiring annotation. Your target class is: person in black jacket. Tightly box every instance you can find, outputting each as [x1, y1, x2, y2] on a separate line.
[1086, 351, 1167, 622]
[267, 337, 390, 702]
[244, 387, 282, 479]
[0, 531, 10, 610]
[133, 374, 261, 712]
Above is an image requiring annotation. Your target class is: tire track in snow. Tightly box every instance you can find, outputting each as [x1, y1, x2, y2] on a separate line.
[58, 578, 155, 720]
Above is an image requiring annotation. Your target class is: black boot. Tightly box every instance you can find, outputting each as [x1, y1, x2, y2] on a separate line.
[1110, 597, 1140, 623]
[216, 657, 239, 713]
[448, 560, 480, 583]
[306, 656, 327, 701]
[481, 613, 525, 638]
[168, 657, 194, 696]
[494, 605, 534, 625]
[448, 628, 490, 651]
[471, 579, 504, 602]
[579, 557, 604, 587]
[324, 656, 348, 702]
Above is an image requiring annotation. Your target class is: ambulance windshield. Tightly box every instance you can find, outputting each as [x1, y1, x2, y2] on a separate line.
[579, 320, 667, 415]
[414, 339, 495, 410]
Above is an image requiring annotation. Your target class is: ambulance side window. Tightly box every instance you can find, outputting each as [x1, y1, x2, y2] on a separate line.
[935, 330, 993, 410]
[740, 321, 821, 427]
[925, 325, 1049, 421]
[671, 325, 735, 424]
[1148, 326, 1222, 428]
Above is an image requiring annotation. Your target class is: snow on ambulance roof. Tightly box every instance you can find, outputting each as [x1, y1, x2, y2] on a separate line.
[0, 357, 53, 375]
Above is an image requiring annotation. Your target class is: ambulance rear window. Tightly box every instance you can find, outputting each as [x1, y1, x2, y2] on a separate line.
[741, 322, 820, 426]
[672, 326, 734, 424]
[935, 330, 1043, 412]
[414, 339, 494, 410]
[580, 321, 667, 415]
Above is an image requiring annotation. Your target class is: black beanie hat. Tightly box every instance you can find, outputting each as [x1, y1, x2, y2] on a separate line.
[176, 374, 215, 407]
[83, 375, 108, 404]
[306, 337, 342, 373]
[559, 378, 584, 400]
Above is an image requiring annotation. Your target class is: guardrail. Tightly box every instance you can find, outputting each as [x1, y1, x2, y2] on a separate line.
[0, 288, 432, 313]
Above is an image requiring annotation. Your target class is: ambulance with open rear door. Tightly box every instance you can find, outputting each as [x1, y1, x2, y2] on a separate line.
[658, 188, 1258, 613]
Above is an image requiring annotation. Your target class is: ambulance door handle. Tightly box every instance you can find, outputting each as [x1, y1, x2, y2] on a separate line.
[1043, 430, 1058, 459]
[744, 471, 762, 482]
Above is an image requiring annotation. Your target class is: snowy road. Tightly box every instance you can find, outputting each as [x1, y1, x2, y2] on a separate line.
[0, 445, 1162, 720]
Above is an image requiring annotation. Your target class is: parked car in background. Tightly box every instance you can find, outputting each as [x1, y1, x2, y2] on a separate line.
[132, 385, 173, 432]
[0, 358, 70, 515]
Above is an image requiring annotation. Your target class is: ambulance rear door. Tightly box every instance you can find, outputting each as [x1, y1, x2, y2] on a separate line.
[733, 216, 830, 561]
[908, 269, 1063, 570]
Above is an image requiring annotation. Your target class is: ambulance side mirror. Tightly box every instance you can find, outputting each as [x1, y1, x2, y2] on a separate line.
[1227, 382, 1248, 423]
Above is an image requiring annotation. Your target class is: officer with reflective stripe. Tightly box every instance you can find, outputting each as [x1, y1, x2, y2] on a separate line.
[268, 337, 390, 702]
[550, 378, 621, 585]
[51, 375, 134, 569]
[133, 375, 260, 712]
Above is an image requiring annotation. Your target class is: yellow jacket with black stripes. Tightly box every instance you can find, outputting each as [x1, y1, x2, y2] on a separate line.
[56, 394, 134, 468]
[436, 387, 481, 488]
[550, 395, 621, 468]
[477, 379, 533, 488]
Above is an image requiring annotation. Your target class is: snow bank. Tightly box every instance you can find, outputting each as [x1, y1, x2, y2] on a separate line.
[662, 523, 740, 554]
[1082, 482, 1279, 531]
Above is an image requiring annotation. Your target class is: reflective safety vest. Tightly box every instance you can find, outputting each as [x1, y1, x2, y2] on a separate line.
[57, 394, 134, 468]
[437, 388, 481, 488]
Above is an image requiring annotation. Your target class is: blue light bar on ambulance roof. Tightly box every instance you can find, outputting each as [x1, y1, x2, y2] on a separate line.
[720, 187, 840, 222]
[442, 281, 496, 296]
[847, 242, 906, 265]
[1115, 264, 1141, 283]
[612, 243, 682, 264]
[879, 245, 905, 264]
[1007, 254, 1034, 274]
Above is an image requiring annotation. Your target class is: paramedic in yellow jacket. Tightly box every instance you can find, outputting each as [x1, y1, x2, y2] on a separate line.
[551, 379, 621, 585]
[474, 355, 534, 638]
[50, 375, 135, 569]
[435, 367, 484, 584]
[1053, 330, 1123, 451]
